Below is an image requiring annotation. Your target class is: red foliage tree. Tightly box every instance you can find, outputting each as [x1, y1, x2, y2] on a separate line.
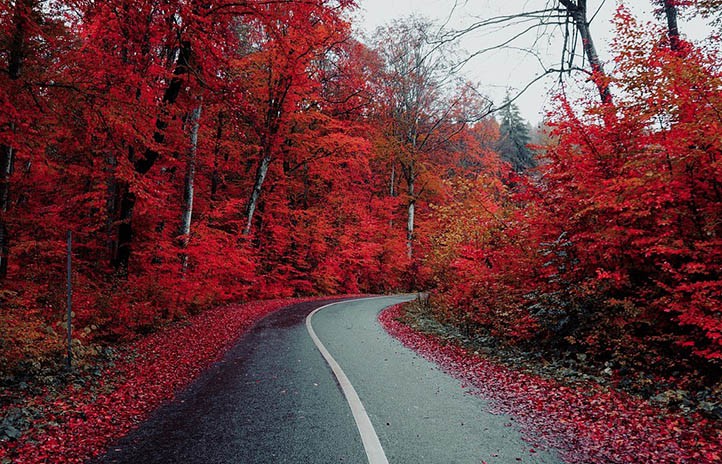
[426, 8, 722, 381]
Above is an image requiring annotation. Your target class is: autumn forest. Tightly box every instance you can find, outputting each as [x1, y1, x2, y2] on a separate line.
[1, 0, 721, 461]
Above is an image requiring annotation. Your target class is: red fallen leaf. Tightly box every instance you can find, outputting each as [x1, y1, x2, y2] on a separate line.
[380, 304, 722, 464]
[5, 297, 357, 463]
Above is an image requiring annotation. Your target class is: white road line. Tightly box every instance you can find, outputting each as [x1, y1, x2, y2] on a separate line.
[306, 297, 392, 464]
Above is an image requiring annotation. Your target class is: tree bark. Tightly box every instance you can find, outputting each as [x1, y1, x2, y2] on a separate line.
[241, 75, 290, 236]
[0, 0, 33, 281]
[112, 40, 192, 270]
[0, 138, 13, 280]
[7, 1, 30, 80]
[406, 172, 415, 259]
[390, 162, 396, 197]
[558, 0, 611, 104]
[389, 162, 396, 227]
[663, 0, 681, 51]
[244, 151, 272, 236]
[111, 181, 136, 271]
[106, 154, 118, 261]
[210, 112, 224, 200]
[134, 40, 192, 174]
[407, 196, 415, 258]
[179, 104, 202, 272]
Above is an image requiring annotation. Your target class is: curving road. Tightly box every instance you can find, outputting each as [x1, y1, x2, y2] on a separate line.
[94, 296, 560, 464]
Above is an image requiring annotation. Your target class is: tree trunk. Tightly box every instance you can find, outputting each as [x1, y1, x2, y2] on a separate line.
[0, 139, 14, 280]
[407, 177, 415, 258]
[244, 151, 272, 236]
[7, 1, 31, 80]
[112, 40, 192, 270]
[389, 162, 396, 227]
[0, 143, 12, 215]
[111, 181, 136, 272]
[179, 104, 202, 272]
[560, 0, 612, 104]
[210, 112, 224, 200]
[663, 0, 681, 51]
[390, 162, 396, 197]
[105, 154, 118, 260]
[134, 40, 192, 174]
[573, 11, 611, 104]
[0, 1, 33, 281]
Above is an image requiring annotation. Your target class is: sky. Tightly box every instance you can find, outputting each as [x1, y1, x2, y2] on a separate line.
[352, 0, 714, 124]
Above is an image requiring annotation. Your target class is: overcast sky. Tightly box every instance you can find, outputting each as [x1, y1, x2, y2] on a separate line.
[352, 0, 713, 124]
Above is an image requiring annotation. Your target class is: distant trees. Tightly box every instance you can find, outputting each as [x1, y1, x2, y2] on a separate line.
[370, 17, 488, 258]
[496, 97, 535, 173]
[371, 17, 448, 258]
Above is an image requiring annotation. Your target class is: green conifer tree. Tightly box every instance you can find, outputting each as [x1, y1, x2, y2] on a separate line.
[497, 95, 536, 172]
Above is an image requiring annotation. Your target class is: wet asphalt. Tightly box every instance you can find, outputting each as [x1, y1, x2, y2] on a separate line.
[93, 296, 561, 464]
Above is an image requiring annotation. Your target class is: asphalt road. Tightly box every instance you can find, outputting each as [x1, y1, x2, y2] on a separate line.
[94, 296, 561, 464]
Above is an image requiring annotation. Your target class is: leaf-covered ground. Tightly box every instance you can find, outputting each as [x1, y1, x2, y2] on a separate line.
[379, 303, 722, 464]
[0, 297, 335, 463]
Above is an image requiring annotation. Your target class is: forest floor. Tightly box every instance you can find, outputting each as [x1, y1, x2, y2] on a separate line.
[3, 295, 720, 463]
[380, 300, 722, 463]
[0, 296, 358, 464]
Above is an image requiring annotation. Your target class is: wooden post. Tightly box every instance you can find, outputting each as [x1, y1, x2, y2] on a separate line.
[66, 230, 72, 369]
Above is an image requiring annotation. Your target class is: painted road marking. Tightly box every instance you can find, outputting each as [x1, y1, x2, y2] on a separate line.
[306, 297, 392, 464]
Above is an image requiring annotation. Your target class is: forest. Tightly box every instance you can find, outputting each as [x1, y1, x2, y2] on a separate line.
[0, 0, 721, 457]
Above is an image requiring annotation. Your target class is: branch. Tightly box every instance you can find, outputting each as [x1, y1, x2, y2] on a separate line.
[437, 8, 565, 43]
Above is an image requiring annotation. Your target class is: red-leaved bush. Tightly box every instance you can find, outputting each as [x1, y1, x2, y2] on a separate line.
[424, 10, 722, 379]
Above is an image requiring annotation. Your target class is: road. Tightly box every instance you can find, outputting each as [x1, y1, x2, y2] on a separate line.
[94, 296, 560, 464]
